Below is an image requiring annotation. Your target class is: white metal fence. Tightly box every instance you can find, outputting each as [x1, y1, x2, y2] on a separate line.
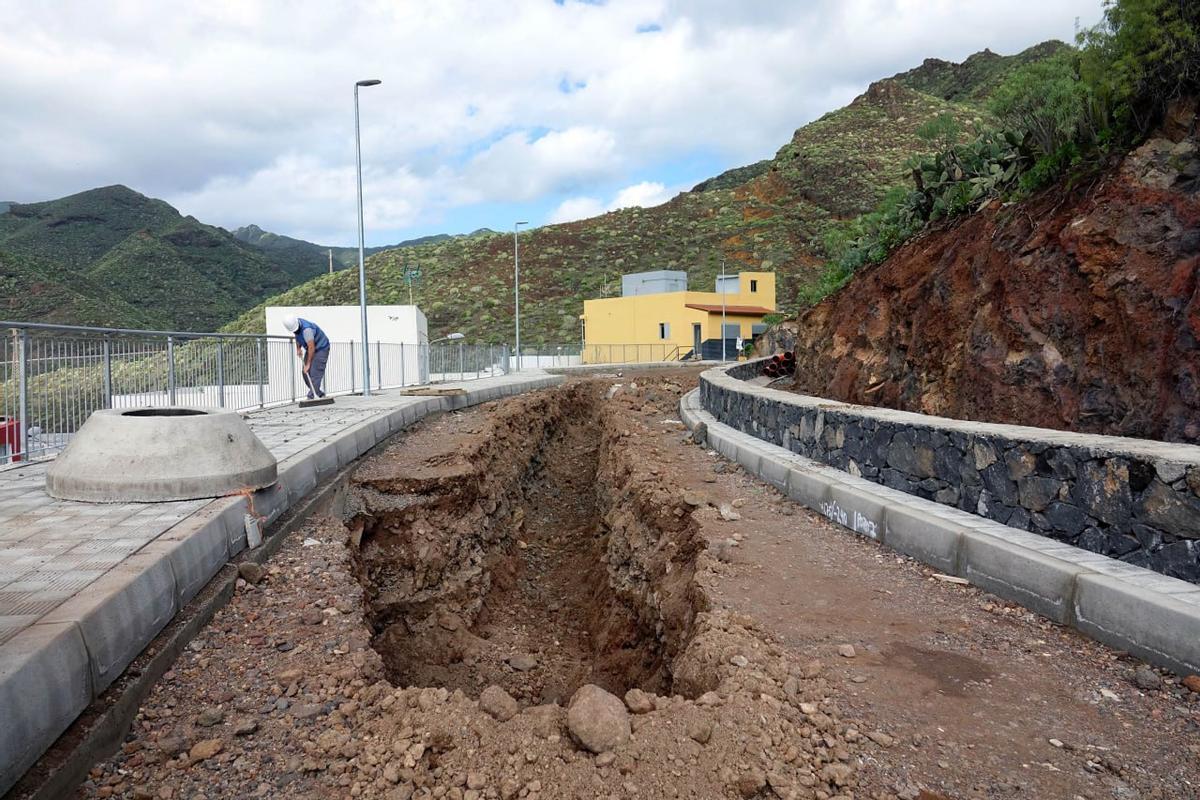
[516, 343, 688, 367]
[0, 322, 509, 465]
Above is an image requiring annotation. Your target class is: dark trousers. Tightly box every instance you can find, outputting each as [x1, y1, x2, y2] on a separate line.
[305, 347, 330, 397]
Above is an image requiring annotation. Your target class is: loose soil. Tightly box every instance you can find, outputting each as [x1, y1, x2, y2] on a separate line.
[75, 369, 1200, 800]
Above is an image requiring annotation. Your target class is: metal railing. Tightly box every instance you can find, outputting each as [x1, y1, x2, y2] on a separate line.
[1, 321, 510, 465]
[514, 343, 688, 367]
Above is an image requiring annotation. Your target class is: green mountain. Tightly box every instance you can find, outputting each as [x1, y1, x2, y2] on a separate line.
[891, 40, 1068, 104]
[0, 185, 329, 330]
[228, 42, 1064, 342]
[230, 223, 493, 278]
[0, 248, 159, 327]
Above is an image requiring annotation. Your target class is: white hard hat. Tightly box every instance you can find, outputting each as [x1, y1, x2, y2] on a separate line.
[282, 314, 299, 332]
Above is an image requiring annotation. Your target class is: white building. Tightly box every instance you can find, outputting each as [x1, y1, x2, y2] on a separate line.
[265, 304, 429, 396]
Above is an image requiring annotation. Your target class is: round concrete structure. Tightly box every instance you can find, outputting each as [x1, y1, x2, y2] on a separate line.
[46, 407, 278, 502]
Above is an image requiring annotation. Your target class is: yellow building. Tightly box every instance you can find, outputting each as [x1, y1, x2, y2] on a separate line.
[580, 270, 776, 363]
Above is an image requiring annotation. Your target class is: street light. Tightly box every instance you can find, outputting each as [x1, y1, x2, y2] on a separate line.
[354, 78, 381, 396]
[513, 221, 528, 371]
[720, 259, 727, 362]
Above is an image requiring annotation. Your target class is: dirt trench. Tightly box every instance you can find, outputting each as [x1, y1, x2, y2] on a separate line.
[347, 384, 708, 705]
[73, 376, 868, 800]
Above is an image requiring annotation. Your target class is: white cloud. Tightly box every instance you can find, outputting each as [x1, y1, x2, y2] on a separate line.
[548, 196, 607, 225]
[612, 181, 672, 210]
[463, 126, 621, 202]
[0, 0, 1106, 243]
[548, 180, 676, 224]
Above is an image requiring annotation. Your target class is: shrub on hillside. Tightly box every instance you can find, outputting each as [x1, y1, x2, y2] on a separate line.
[795, 0, 1199, 309]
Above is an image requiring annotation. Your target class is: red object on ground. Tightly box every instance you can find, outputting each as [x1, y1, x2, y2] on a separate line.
[0, 417, 20, 462]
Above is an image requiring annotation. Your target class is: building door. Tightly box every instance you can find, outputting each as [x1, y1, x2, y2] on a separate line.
[692, 323, 702, 357]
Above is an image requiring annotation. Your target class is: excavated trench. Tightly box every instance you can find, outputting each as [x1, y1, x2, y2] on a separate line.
[346, 384, 708, 705]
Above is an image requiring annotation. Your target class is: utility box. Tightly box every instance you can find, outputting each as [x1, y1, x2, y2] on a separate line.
[621, 270, 688, 297]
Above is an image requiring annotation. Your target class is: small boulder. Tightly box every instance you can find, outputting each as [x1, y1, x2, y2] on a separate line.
[196, 707, 224, 727]
[688, 718, 713, 744]
[623, 688, 655, 714]
[1132, 665, 1162, 691]
[566, 684, 631, 754]
[233, 718, 259, 736]
[237, 562, 266, 584]
[188, 739, 223, 762]
[480, 685, 519, 722]
[506, 654, 538, 672]
[736, 767, 766, 798]
[837, 644, 856, 658]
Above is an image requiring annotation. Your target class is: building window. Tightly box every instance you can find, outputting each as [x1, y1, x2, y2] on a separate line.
[750, 279, 758, 292]
[658, 322, 670, 339]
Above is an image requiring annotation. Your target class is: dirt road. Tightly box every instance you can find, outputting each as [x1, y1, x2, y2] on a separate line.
[76, 370, 1199, 799]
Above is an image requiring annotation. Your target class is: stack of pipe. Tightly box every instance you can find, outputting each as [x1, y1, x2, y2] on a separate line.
[761, 351, 796, 378]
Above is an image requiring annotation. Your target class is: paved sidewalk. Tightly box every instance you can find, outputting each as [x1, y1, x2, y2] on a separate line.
[0, 371, 562, 795]
[0, 390, 438, 645]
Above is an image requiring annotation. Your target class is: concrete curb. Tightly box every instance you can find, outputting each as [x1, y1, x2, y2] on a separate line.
[680, 389, 1200, 677]
[0, 372, 562, 797]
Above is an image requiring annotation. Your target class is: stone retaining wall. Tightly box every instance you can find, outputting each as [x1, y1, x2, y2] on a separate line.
[701, 361, 1200, 582]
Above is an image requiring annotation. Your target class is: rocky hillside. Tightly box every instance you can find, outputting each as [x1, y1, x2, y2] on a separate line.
[0, 186, 329, 331]
[227, 43, 1065, 341]
[768, 100, 1200, 444]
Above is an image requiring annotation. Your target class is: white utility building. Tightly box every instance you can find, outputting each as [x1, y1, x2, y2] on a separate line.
[265, 304, 429, 396]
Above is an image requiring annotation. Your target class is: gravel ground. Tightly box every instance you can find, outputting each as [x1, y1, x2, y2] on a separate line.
[75, 370, 1200, 800]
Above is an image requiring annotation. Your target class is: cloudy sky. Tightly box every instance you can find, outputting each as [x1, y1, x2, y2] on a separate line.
[1, 0, 1104, 246]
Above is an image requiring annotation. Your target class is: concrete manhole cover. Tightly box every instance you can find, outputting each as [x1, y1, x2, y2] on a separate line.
[45, 407, 278, 503]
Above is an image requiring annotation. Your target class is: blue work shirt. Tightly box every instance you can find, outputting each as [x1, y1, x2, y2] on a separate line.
[293, 318, 330, 352]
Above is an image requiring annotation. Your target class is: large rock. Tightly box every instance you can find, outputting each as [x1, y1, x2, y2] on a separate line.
[566, 684, 630, 754]
[1136, 479, 1200, 539]
[1017, 475, 1061, 512]
[1073, 458, 1133, 527]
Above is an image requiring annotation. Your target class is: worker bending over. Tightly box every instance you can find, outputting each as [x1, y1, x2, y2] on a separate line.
[283, 314, 331, 399]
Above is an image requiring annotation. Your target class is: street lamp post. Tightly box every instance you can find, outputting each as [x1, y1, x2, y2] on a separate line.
[720, 259, 727, 362]
[513, 221, 528, 371]
[354, 78, 381, 396]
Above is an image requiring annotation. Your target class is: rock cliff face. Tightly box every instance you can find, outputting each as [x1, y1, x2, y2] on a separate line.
[777, 100, 1200, 444]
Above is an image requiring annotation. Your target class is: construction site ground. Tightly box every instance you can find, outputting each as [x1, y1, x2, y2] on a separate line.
[76, 369, 1200, 800]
